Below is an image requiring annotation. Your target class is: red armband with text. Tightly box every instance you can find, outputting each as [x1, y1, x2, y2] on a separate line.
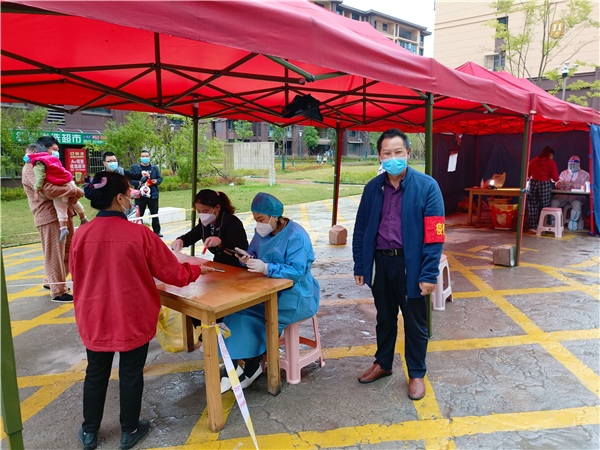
[424, 216, 445, 243]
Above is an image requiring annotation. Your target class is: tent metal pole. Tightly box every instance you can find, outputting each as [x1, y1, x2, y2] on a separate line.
[424, 92, 434, 339]
[425, 93, 433, 176]
[516, 115, 532, 266]
[190, 105, 199, 256]
[1, 253, 25, 450]
[589, 130, 595, 235]
[475, 135, 480, 184]
[332, 119, 343, 227]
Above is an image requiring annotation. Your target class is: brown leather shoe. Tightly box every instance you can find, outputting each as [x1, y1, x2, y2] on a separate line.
[358, 363, 392, 384]
[408, 377, 426, 400]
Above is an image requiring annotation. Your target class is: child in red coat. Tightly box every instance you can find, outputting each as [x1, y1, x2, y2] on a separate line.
[25, 143, 88, 241]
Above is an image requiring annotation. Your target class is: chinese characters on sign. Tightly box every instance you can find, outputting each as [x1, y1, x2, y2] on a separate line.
[11, 130, 106, 145]
[66, 148, 88, 183]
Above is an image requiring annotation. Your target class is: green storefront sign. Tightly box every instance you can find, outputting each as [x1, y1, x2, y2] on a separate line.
[11, 130, 105, 145]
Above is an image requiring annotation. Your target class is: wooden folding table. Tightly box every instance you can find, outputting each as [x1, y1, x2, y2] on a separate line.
[465, 187, 521, 224]
[156, 260, 293, 432]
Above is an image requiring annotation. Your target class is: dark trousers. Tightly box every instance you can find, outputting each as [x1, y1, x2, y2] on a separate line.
[83, 342, 149, 433]
[526, 179, 553, 229]
[371, 251, 428, 378]
[136, 197, 160, 233]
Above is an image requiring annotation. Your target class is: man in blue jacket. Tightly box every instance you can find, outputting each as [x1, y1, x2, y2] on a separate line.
[353, 129, 444, 401]
[129, 150, 163, 237]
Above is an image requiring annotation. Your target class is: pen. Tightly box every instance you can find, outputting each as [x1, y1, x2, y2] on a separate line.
[212, 268, 225, 273]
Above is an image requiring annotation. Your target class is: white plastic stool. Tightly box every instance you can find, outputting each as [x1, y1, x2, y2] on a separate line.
[536, 208, 563, 238]
[432, 254, 452, 311]
[279, 315, 325, 385]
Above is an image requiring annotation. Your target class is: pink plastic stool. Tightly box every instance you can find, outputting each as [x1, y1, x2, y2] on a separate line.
[279, 315, 325, 384]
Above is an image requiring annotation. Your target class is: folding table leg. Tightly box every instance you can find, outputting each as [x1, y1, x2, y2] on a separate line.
[201, 310, 223, 432]
[468, 191, 474, 224]
[265, 292, 281, 396]
[182, 313, 194, 353]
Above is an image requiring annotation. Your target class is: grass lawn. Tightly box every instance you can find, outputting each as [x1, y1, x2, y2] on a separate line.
[1, 181, 364, 247]
[274, 161, 425, 182]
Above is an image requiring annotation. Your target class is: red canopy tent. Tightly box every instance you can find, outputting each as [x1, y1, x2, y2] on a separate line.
[452, 62, 599, 258]
[1, 1, 599, 438]
[1, 1, 597, 246]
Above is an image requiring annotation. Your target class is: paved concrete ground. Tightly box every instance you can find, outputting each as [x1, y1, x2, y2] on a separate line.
[2, 195, 599, 450]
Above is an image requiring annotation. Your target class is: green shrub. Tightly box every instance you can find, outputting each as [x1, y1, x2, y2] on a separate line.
[1, 187, 28, 202]
[158, 177, 191, 192]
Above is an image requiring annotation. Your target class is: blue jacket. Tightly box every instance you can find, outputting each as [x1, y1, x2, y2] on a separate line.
[352, 167, 445, 298]
[222, 220, 319, 359]
[129, 163, 162, 199]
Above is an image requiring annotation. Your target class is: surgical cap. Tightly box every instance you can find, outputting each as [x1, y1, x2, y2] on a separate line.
[251, 192, 284, 217]
[568, 155, 580, 164]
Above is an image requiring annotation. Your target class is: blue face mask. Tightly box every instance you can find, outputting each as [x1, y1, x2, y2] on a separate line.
[107, 161, 119, 171]
[23, 155, 31, 163]
[52, 151, 60, 158]
[381, 156, 407, 176]
[140, 157, 150, 164]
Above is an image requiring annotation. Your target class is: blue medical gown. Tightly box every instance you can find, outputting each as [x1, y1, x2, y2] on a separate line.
[222, 220, 320, 359]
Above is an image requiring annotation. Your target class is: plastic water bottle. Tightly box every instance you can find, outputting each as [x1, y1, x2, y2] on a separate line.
[480, 179, 484, 188]
[585, 181, 590, 193]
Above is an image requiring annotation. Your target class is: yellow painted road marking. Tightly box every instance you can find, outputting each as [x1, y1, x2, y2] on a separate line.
[541, 342, 600, 397]
[315, 273, 353, 279]
[453, 284, 600, 299]
[522, 263, 600, 301]
[396, 332, 456, 450]
[300, 204, 311, 232]
[320, 298, 373, 307]
[503, 244, 539, 251]
[13, 329, 598, 389]
[182, 391, 236, 446]
[0, 360, 86, 440]
[348, 195, 361, 204]
[322, 199, 348, 223]
[569, 256, 600, 268]
[447, 254, 600, 398]
[322, 329, 600, 360]
[7, 285, 47, 302]
[5, 265, 47, 280]
[11, 304, 75, 337]
[1, 243, 42, 250]
[4, 255, 45, 267]
[2, 247, 42, 258]
[190, 406, 600, 449]
[242, 214, 254, 228]
[467, 245, 488, 252]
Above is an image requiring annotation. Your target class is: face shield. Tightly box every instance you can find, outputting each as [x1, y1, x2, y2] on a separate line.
[568, 156, 581, 173]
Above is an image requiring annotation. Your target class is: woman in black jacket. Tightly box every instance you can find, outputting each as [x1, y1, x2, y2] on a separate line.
[170, 189, 248, 268]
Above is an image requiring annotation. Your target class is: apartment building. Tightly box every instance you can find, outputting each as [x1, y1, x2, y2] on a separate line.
[433, 0, 599, 108]
[311, 0, 430, 55]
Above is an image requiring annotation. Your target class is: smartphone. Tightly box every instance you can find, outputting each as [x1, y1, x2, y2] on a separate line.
[224, 248, 244, 256]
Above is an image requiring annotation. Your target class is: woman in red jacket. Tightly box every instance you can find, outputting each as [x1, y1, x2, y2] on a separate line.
[527, 146, 559, 230]
[70, 171, 213, 450]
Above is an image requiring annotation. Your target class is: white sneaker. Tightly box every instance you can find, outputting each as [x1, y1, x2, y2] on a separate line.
[220, 365, 243, 393]
[239, 365, 263, 389]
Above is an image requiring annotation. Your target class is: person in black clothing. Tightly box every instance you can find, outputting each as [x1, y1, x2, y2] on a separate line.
[129, 150, 163, 237]
[171, 189, 248, 268]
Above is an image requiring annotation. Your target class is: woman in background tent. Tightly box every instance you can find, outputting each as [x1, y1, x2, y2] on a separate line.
[527, 146, 559, 231]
